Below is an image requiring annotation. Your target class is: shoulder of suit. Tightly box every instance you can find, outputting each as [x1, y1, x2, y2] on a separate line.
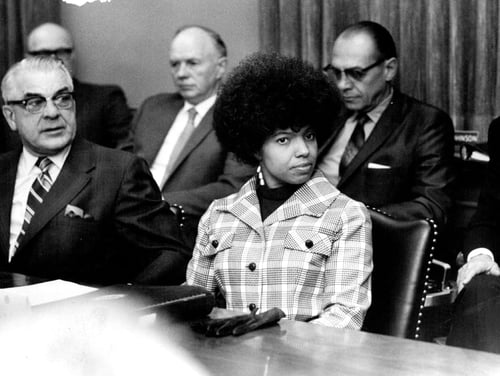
[137, 92, 183, 109]
[395, 90, 449, 118]
[73, 79, 124, 95]
[77, 138, 135, 163]
[0, 148, 20, 165]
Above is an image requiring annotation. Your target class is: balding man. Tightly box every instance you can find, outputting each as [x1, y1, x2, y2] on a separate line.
[319, 21, 455, 228]
[22, 22, 132, 149]
[123, 25, 254, 248]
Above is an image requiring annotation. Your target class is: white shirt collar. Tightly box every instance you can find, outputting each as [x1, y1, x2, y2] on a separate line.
[363, 87, 393, 124]
[20, 145, 71, 174]
[183, 95, 216, 122]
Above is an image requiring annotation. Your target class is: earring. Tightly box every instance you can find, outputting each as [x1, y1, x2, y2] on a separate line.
[257, 165, 265, 186]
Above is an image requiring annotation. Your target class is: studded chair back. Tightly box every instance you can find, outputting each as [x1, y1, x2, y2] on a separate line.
[362, 207, 437, 339]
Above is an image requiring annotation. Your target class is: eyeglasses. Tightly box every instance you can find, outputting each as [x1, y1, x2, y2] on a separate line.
[28, 48, 73, 58]
[323, 58, 386, 82]
[6, 92, 74, 114]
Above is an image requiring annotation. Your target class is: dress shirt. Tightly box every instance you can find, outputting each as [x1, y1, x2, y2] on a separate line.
[9, 147, 70, 260]
[187, 170, 373, 329]
[319, 88, 393, 186]
[150, 95, 216, 187]
[467, 248, 495, 262]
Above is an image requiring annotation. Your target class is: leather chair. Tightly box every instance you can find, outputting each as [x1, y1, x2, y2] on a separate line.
[362, 207, 438, 339]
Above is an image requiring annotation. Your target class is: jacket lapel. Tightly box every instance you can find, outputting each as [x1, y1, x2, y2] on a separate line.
[264, 171, 337, 226]
[143, 96, 183, 165]
[16, 138, 93, 251]
[225, 177, 264, 235]
[0, 149, 21, 262]
[338, 91, 405, 187]
[318, 109, 350, 158]
[168, 106, 214, 175]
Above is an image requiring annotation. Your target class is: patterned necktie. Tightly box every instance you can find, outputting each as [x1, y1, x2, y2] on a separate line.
[339, 113, 369, 176]
[13, 157, 54, 252]
[161, 107, 198, 187]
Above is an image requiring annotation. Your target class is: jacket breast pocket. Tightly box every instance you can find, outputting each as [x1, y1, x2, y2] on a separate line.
[284, 230, 334, 269]
[365, 166, 405, 201]
[199, 231, 234, 257]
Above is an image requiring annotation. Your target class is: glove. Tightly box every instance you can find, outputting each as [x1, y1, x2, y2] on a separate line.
[191, 307, 285, 337]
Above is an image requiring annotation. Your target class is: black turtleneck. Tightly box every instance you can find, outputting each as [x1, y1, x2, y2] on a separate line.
[256, 183, 302, 220]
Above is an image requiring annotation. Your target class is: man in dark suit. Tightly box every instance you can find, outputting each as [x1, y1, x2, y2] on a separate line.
[319, 21, 455, 228]
[447, 119, 500, 353]
[0, 22, 133, 151]
[0, 56, 190, 285]
[123, 26, 254, 248]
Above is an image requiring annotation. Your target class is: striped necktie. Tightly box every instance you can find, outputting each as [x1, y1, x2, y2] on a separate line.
[13, 157, 54, 252]
[339, 113, 369, 176]
[161, 107, 198, 187]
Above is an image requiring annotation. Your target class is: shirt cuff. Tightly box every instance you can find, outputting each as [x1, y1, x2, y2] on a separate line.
[467, 248, 495, 262]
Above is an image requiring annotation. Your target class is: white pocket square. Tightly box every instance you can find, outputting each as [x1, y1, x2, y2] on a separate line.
[64, 204, 93, 219]
[368, 162, 391, 169]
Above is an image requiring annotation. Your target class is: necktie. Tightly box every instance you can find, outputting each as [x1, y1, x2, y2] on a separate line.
[339, 113, 369, 176]
[161, 107, 198, 187]
[13, 157, 54, 252]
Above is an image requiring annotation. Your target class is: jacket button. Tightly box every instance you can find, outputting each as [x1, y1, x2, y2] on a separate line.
[211, 240, 219, 248]
[248, 262, 256, 271]
[248, 303, 257, 311]
[305, 239, 314, 248]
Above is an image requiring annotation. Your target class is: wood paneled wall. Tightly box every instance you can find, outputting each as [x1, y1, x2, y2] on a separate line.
[0, 0, 60, 81]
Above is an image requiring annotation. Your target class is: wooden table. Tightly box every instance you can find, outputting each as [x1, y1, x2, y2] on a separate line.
[176, 309, 500, 376]
[2, 274, 499, 375]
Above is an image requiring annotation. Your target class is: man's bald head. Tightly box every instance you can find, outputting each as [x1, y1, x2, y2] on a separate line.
[27, 23, 75, 75]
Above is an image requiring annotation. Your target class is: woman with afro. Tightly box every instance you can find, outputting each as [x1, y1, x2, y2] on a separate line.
[186, 53, 372, 329]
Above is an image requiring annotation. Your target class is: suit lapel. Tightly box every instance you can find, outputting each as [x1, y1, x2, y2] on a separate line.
[168, 106, 214, 176]
[16, 138, 94, 251]
[225, 178, 264, 236]
[144, 96, 183, 164]
[318, 109, 350, 158]
[338, 91, 405, 187]
[0, 149, 21, 261]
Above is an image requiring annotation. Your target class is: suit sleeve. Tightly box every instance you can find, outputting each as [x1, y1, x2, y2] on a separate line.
[104, 85, 133, 149]
[163, 153, 255, 217]
[117, 99, 142, 153]
[113, 155, 191, 285]
[185, 204, 218, 291]
[379, 109, 455, 227]
[463, 119, 500, 259]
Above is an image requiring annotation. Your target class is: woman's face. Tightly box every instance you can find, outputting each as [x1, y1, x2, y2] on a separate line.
[259, 126, 318, 189]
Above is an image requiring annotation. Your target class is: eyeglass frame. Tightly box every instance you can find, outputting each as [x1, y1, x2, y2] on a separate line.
[323, 58, 387, 82]
[28, 48, 73, 58]
[5, 92, 75, 114]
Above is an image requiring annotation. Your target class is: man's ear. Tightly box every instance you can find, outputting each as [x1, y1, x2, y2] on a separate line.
[216, 56, 228, 80]
[384, 57, 398, 82]
[2, 105, 18, 131]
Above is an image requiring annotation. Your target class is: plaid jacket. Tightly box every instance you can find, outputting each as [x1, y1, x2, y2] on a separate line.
[186, 170, 372, 329]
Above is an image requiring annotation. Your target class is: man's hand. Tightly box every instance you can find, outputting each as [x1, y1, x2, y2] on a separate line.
[457, 254, 500, 293]
[191, 307, 285, 337]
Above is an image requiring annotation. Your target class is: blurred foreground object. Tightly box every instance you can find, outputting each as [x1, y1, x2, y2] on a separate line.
[0, 296, 210, 376]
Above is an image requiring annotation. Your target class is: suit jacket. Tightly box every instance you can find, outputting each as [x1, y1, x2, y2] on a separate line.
[319, 90, 455, 228]
[122, 93, 255, 247]
[0, 79, 132, 153]
[464, 118, 500, 259]
[0, 138, 190, 285]
[73, 79, 132, 148]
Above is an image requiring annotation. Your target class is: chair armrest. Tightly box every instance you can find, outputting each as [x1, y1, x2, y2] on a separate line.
[424, 258, 457, 307]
